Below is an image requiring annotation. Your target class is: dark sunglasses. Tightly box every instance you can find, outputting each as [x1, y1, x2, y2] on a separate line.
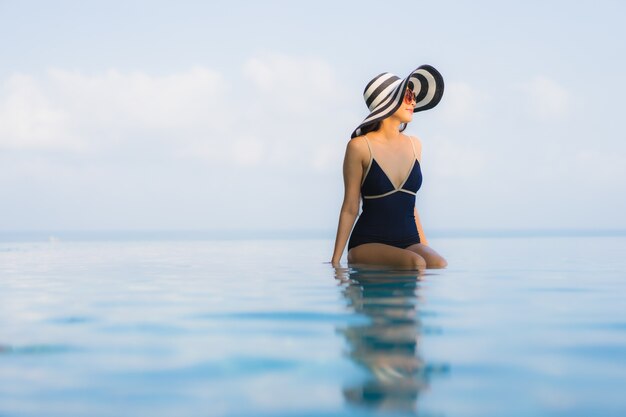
[404, 87, 417, 105]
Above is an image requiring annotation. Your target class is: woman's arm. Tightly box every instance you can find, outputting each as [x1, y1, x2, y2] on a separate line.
[414, 206, 429, 246]
[331, 139, 364, 266]
[410, 135, 428, 246]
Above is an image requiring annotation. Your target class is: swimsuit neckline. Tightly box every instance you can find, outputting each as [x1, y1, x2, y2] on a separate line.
[361, 134, 419, 191]
[367, 157, 419, 191]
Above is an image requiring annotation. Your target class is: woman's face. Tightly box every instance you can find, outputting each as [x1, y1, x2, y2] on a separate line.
[391, 86, 416, 123]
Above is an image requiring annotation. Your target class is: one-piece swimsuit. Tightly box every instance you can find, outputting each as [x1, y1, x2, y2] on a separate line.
[347, 134, 422, 251]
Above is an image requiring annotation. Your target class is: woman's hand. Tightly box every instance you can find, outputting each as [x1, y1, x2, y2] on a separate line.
[329, 262, 351, 282]
[327, 259, 341, 268]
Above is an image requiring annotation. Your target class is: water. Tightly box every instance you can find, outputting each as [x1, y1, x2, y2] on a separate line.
[1, 234, 625, 416]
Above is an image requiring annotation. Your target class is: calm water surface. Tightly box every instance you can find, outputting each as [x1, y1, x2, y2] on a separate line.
[1, 235, 625, 416]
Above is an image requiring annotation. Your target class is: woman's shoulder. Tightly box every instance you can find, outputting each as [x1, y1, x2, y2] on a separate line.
[402, 133, 422, 144]
[403, 134, 422, 161]
[348, 134, 369, 143]
[346, 135, 370, 152]
[345, 135, 371, 162]
[404, 133, 422, 150]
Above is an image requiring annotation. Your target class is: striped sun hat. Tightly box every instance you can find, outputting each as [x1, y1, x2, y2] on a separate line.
[351, 64, 444, 139]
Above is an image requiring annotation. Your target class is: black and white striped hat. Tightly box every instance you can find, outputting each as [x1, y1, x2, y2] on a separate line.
[351, 64, 444, 139]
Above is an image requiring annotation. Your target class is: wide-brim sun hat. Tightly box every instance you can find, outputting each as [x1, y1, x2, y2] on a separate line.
[351, 64, 444, 139]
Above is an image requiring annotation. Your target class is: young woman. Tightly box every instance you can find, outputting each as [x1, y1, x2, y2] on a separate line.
[331, 65, 448, 270]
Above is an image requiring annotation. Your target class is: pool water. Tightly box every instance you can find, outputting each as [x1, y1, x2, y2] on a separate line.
[1, 235, 625, 416]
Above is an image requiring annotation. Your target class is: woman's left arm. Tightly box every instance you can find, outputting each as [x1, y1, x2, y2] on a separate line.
[410, 135, 429, 246]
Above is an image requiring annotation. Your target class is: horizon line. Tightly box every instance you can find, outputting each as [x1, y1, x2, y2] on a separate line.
[1, 228, 626, 242]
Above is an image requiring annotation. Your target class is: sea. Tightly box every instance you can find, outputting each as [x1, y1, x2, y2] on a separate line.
[1, 230, 625, 417]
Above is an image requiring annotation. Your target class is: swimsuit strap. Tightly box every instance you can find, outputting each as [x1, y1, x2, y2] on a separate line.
[363, 135, 374, 159]
[408, 136, 417, 159]
[361, 135, 374, 188]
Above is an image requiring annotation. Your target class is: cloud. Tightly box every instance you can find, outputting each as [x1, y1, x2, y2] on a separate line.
[242, 51, 347, 107]
[172, 52, 350, 170]
[0, 56, 351, 172]
[0, 74, 78, 151]
[48, 66, 227, 129]
[235, 51, 351, 170]
[0, 66, 229, 153]
[230, 136, 266, 166]
[522, 75, 571, 120]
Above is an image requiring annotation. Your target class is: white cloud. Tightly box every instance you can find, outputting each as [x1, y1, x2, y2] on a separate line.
[173, 52, 351, 169]
[47, 66, 227, 129]
[0, 53, 351, 175]
[522, 75, 570, 120]
[0, 66, 229, 152]
[0, 74, 79, 151]
[242, 51, 346, 106]
[238, 51, 351, 170]
[229, 135, 266, 166]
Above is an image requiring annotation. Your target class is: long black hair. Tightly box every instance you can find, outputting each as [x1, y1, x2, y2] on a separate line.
[359, 121, 407, 136]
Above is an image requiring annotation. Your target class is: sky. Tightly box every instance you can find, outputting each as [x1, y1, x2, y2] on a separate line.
[1, 0, 625, 235]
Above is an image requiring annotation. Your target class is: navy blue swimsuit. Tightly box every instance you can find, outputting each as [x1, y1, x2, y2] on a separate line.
[347, 135, 422, 251]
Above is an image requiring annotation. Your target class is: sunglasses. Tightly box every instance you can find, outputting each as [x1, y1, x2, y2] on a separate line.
[404, 87, 417, 105]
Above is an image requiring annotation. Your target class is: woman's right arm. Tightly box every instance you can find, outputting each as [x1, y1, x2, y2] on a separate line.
[331, 138, 364, 266]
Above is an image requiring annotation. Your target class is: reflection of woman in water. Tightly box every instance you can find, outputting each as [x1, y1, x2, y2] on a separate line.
[331, 65, 448, 270]
[334, 267, 448, 413]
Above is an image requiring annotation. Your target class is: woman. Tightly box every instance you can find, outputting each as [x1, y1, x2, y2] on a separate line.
[331, 65, 448, 270]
